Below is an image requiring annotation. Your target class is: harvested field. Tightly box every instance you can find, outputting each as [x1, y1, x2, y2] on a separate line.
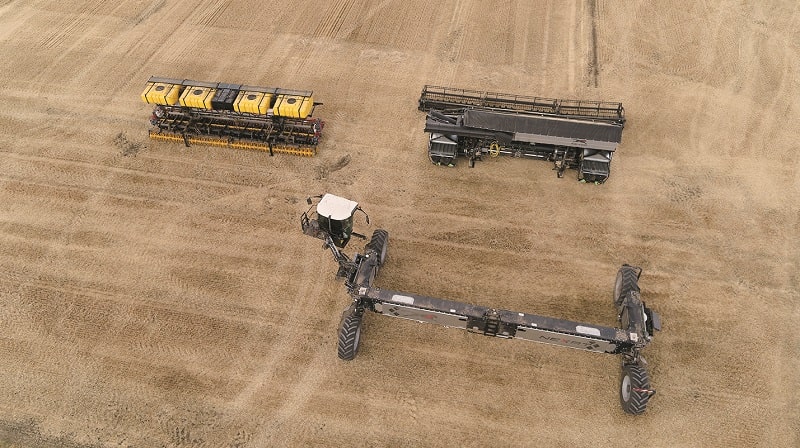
[0, 0, 798, 446]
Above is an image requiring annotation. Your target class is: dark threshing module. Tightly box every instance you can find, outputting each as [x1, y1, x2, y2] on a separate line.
[419, 85, 625, 183]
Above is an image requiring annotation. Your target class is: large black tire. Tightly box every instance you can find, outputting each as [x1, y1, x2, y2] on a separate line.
[620, 364, 652, 415]
[614, 265, 640, 308]
[365, 229, 389, 266]
[337, 311, 363, 361]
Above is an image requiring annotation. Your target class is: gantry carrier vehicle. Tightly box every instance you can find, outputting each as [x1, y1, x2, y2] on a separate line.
[141, 76, 323, 157]
[301, 193, 661, 414]
[418, 85, 626, 183]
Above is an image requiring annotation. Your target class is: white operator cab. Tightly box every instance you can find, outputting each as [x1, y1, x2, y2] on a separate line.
[316, 194, 359, 247]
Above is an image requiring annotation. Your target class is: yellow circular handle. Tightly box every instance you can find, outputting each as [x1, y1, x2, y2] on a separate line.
[489, 141, 500, 157]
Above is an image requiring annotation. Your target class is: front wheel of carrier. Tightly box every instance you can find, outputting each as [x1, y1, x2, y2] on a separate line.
[337, 309, 363, 361]
[620, 363, 654, 415]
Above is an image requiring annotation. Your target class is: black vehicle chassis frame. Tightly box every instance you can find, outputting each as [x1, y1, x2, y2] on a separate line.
[358, 285, 634, 354]
[340, 244, 654, 358]
[302, 197, 661, 414]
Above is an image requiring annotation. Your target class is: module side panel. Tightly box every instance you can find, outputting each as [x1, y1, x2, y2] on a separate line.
[373, 303, 469, 329]
[495, 310, 623, 341]
[362, 288, 492, 320]
[513, 326, 619, 353]
[361, 287, 627, 343]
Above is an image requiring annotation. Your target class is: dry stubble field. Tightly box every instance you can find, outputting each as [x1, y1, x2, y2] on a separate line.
[0, 0, 798, 446]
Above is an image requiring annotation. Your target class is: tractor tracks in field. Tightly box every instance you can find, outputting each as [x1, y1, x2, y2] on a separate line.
[0, 143, 309, 385]
[564, 0, 601, 89]
[36, 1, 105, 50]
[587, 0, 600, 87]
[0, 149, 296, 208]
[30, 1, 137, 89]
[0, 154, 233, 208]
[739, 2, 800, 162]
[312, 0, 359, 40]
[439, 0, 468, 66]
[0, 263, 272, 333]
[534, 1, 554, 91]
[0, 264, 273, 383]
[131, 0, 165, 25]
[189, 0, 229, 27]
[109, 1, 194, 98]
[535, 0, 598, 91]
[231, 259, 343, 441]
[366, 203, 550, 252]
[294, 0, 360, 77]
[248, 295, 344, 447]
[572, 0, 600, 89]
[81, 0, 224, 98]
[25, 0, 190, 98]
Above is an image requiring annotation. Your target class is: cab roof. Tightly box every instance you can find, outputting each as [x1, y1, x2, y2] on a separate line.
[317, 194, 358, 221]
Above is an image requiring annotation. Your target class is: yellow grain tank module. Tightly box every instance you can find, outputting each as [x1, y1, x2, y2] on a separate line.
[234, 89, 274, 115]
[141, 79, 182, 106]
[273, 94, 314, 119]
[179, 82, 217, 110]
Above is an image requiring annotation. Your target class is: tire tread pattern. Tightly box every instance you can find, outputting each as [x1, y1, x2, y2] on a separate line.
[615, 265, 640, 307]
[365, 229, 388, 266]
[337, 312, 362, 361]
[621, 364, 651, 415]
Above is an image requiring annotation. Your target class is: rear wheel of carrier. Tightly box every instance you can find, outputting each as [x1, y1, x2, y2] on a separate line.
[620, 364, 653, 415]
[337, 310, 363, 361]
[365, 229, 389, 266]
[614, 264, 641, 307]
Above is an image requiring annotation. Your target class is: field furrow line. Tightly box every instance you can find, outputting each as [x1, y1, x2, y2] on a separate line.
[0, 151, 258, 191]
[312, 1, 357, 39]
[537, 0, 553, 91]
[229, 246, 334, 410]
[192, 0, 228, 27]
[587, 0, 599, 87]
[0, 267, 277, 337]
[248, 267, 342, 446]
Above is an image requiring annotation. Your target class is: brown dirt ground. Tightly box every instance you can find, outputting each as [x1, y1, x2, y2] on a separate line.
[1, 0, 798, 446]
